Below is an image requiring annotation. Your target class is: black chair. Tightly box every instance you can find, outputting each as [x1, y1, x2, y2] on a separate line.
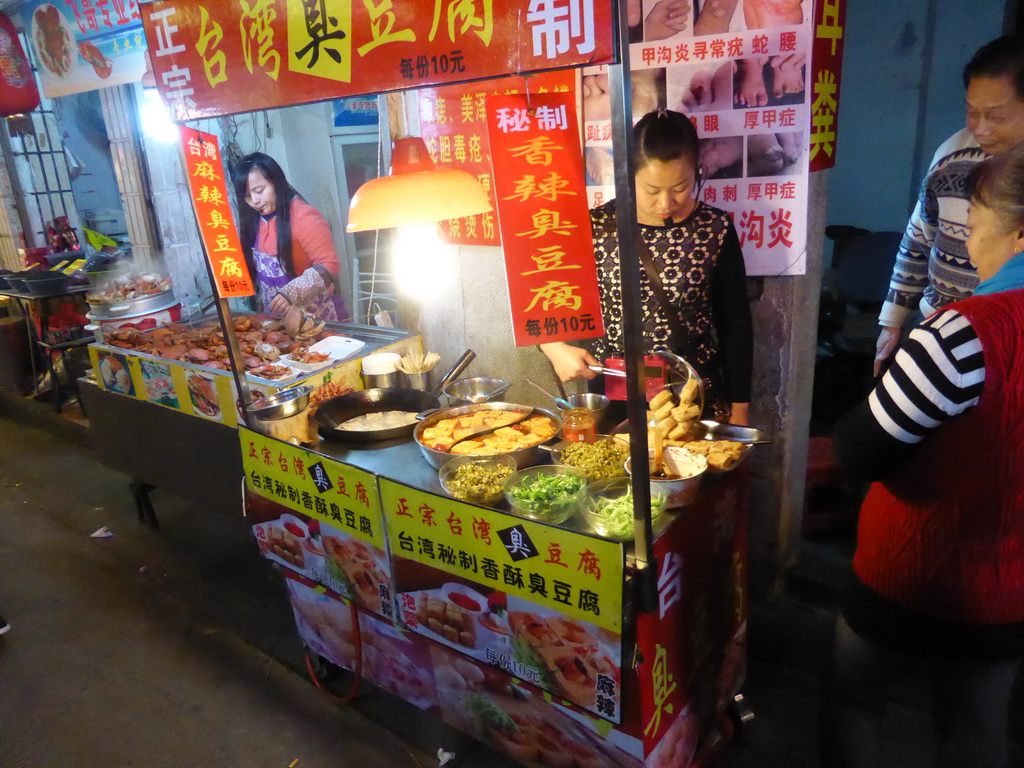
[806, 228, 902, 532]
[813, 228, 903, 431]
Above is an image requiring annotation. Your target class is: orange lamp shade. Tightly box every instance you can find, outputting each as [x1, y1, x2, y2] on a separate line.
[347, 137, 493, 232]
[0, 13, 40, 118]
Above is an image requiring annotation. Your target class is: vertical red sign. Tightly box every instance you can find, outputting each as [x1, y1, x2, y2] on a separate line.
[809, 0, 847, 171]
[419, 71, 577, 247]
[486, 93, 604, 347]
[179, 126, 254, 298]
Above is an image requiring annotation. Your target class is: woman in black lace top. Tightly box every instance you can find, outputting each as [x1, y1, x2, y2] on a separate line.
[540, 109, 753, 424]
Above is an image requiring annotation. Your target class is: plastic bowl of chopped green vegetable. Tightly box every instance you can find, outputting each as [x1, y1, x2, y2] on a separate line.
[439, 454, 517, 506]
[548, 435, 630, 480]
[503, 465, 588, 524]
[580, 477, 669, 541]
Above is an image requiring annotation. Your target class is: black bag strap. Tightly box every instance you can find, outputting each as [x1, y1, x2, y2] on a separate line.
[635, 235, 687, 345]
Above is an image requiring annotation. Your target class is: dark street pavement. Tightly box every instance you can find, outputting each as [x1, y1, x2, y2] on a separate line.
[0, 410, 1020, 767]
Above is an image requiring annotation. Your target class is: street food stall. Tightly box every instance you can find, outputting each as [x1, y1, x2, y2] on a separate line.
[80, 0, 823, 763]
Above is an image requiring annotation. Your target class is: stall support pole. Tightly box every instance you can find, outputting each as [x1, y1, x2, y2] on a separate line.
[212, 295, 254, 426]
[608, 0, 658, 614]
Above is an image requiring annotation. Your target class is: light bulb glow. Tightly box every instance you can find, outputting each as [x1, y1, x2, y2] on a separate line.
[392, 224, 457, 301]
[140, 89, 178, 144]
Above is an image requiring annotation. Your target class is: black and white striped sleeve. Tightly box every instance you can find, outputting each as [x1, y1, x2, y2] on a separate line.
[869, 310, 985, 443]
[835, 310, 985, 481]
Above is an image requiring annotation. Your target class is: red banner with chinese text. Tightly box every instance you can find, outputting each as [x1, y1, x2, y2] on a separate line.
[486, 93, 604, 347]
[141, 0, 613, 122]
[809, 0, 846, 171]
[636, 473, 747, 764]
[179, 126, 255, 298]
[419, 71, 577, 247]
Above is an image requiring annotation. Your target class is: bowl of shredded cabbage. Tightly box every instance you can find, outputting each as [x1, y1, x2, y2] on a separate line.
[580, 477, 668, 541]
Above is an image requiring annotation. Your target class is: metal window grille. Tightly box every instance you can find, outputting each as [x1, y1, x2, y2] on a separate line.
[3, 30, 78, 248]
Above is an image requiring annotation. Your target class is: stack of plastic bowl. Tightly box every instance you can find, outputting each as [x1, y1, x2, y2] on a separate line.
[362, 352, 402, 389]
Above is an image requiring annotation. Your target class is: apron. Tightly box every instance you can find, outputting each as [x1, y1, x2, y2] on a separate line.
[252, 245, 343, 323]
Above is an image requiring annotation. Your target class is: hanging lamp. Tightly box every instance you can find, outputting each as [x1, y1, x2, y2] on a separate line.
[347, 137, 493, 232]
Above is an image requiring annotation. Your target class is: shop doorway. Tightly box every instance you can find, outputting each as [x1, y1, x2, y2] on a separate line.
[330, 133, 397, 325]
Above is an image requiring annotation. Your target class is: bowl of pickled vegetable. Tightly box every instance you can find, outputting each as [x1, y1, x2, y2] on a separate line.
[439, 454, 517, 506]
[503, 465, 588, 524]
[549, 435, 630, 481]
[580, 477, 668, 541]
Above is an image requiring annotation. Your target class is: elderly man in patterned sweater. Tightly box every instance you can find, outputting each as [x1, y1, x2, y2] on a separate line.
[873, 35, 1024, 376]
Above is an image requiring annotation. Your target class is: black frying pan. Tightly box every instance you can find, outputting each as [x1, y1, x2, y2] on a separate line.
[314, 387, 440, 443]
[314, 349, 476, 443]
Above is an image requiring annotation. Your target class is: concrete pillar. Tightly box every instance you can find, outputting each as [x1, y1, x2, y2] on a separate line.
[747, 169, 828, 597]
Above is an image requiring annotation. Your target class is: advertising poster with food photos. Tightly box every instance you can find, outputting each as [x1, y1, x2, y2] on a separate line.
[23, 0, 146, 98]
[283, 571, 437, 709]
[637, 474, 747, 766]
[431, 643, 645, 767]
[582, 0, 812, 275]
[242, 429, 394, 619]
[380, 477, 625, 722]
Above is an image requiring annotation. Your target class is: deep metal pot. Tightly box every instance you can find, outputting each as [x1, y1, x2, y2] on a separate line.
[413, 401, 562, 470]
[86, 288, 176, 319]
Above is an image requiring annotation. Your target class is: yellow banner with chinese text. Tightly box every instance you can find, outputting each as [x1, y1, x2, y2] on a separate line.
[380, 477, 623, 632]
[240, 427, 384, 549]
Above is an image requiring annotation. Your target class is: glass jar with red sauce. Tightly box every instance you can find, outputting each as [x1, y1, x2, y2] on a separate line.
[561, 407, 596, 443]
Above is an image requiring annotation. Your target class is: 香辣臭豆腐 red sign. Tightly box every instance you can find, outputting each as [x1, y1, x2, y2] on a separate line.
[487, 92, 605, 346]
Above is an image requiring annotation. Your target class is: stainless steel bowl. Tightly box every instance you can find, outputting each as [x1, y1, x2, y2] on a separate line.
[557, 392, 610, 429]
[246, 385, 313, 421]
[442, 377, 511, 406]
[413, 401, 562, 470]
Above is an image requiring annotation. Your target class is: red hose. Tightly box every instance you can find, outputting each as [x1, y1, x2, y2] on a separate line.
[303, 597, 363, 704]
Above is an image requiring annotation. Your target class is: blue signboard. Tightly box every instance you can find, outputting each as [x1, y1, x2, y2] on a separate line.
[333, 97, 379, 129]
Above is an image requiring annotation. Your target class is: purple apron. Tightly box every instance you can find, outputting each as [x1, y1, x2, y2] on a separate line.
[252, 245, 345, 322]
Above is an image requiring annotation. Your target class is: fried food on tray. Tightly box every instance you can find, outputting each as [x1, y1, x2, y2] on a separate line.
[422, 411, 557, 454]
[666, 439, 745, 470]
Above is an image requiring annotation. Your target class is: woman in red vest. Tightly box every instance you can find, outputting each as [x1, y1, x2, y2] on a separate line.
[231, 153, 348, 322]
[820, 142, 1024, 767]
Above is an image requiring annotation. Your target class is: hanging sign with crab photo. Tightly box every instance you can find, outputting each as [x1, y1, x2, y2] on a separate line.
[23, 0, 146, 98]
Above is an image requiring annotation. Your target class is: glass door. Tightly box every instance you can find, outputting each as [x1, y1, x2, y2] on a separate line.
[330, 134, 397, 324]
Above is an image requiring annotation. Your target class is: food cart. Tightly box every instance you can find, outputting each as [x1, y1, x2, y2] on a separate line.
[102, 0, 794, 764]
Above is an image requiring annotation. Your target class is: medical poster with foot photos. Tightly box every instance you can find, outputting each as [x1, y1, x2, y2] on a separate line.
[283, 571, 438, 709]
[242, 430, 393, 619]
[380, 478, 625, 721]
[432, 644, 645, 768]
[635, 475, 747, 766]
[582, 0, 814, 275]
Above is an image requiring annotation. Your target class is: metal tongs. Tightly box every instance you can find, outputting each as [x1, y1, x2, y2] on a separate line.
[586, 364, 663, 378]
